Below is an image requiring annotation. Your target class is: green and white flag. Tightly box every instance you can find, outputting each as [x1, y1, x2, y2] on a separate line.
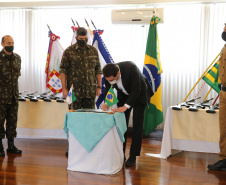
[66, 86, 77, 104]
[105, 87, 118, 107]
[202, 60, 221, 94]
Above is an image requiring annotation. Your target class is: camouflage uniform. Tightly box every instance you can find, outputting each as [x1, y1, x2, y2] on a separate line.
[59, 42, 102, 110]
[0, 49, 21, 139]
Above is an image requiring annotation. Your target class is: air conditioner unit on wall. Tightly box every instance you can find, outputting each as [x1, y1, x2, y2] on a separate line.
[111, 8, 164, 24]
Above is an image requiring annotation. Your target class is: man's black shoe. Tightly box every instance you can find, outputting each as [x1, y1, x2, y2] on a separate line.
[125, 156, 136, 167]
[207, 159, 226, 171]
[0, 150, 5, 157]
[65, 149, 68, 157]
[7, 146, 22, 154]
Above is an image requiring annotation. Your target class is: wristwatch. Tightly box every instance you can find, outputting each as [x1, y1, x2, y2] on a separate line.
[97, 86, 102, 89]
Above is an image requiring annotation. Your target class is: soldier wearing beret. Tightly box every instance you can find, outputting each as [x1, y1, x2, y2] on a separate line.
[60, 27, 102, 156]
[0, 35, 22, 157]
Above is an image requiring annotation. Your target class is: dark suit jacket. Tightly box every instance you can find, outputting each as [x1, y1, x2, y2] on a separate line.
[104, 61, 153, 107]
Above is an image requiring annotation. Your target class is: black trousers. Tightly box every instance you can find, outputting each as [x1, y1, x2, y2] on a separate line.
[123, 102, 146, 157]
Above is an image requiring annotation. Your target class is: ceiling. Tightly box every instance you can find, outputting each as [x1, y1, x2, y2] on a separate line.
[0, 0, 225, 8]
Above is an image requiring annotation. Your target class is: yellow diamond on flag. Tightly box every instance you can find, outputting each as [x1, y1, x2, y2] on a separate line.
[106, 92, 114, 103]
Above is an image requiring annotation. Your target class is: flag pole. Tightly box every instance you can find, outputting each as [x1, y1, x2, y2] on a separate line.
[69, 84, 75, 112]
[71, 18, 75, 26]
[75, 20, 80, 27]
[47, 24, 53, 33]
[183, 52, 220, 102]
[108, 106, 114, 114]
[203, 87, 212, 101]
[85, 18, 94, 39]
[91, 20, 97, 30]
[212, 94, 219, 106]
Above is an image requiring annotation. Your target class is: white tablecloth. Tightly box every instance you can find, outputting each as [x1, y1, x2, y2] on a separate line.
[68, 125, 124, 174]
[17, 100, 68, 139]
[160, 107, 220, 159]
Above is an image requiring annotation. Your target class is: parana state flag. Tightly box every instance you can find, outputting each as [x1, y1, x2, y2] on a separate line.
[143, 16, 164, 135]
[105, 87, 118, 107]
[202, 60, 221, 94]
[66, 86, 77, 105]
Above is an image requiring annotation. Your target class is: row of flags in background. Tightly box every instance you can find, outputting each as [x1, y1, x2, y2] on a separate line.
[44, 18, 164, 135]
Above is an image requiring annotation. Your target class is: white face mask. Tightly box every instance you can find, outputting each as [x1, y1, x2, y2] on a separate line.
[109, 79, 118, 85]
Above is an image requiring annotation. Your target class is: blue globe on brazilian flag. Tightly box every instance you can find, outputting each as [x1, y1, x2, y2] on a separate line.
[105, 87, 119, 107]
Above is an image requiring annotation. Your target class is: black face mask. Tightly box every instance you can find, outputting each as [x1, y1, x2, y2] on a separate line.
[4, 46, 14, 52]
[77, 39, 88, 47]
[222, 32, 226, 42]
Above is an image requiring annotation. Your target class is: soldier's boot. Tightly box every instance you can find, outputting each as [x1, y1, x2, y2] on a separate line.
[7, 138, 22, 154]
[0, 139, 5, 157]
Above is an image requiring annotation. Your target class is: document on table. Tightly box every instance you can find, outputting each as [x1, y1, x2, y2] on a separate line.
[75, 109, 112, 113]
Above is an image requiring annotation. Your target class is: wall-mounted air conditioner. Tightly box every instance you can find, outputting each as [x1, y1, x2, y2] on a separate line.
[111, 8, 164, 24]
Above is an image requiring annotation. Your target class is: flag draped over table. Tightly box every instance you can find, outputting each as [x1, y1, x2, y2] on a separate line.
[45, 31, 64, 93]
[92, 29, 115, 108]
[143, 16, 164, 135]
[105, 87, 118, 107]
[66, 86, 77, 104]
[202, 60, 221, 93]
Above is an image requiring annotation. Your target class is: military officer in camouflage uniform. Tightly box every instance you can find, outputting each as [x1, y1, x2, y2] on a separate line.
[0, 35, 22, 157]
[208, 23, 226, 171]
[60, 27, 102, 156]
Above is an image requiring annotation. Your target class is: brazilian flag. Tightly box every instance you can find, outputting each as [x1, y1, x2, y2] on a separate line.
[143, 16, 164, 136]
[105, 87, 119, 107]
[202, 61, 221, 93]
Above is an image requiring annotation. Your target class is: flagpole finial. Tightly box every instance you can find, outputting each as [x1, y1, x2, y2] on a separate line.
[91, 19, 97, 30]
[71, 18, 75, 26]
[47, 24, 53, 33]
[75, 20, 80, 27]
[84, 18, 89, 27]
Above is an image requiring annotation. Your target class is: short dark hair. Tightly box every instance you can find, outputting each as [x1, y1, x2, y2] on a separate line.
[103, 64, 119, 77]
[76, 27, 87, 37]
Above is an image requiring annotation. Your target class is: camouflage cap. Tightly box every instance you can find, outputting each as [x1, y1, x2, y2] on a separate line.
[76, 27, 87, 36]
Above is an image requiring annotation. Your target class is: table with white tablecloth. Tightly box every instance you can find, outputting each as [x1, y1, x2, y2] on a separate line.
[64, 112, 127, 175]
[160, 107, 220, 159]
[17, 100, 68, 139]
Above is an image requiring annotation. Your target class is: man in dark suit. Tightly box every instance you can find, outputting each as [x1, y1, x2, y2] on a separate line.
[102, 61, 153, 167]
